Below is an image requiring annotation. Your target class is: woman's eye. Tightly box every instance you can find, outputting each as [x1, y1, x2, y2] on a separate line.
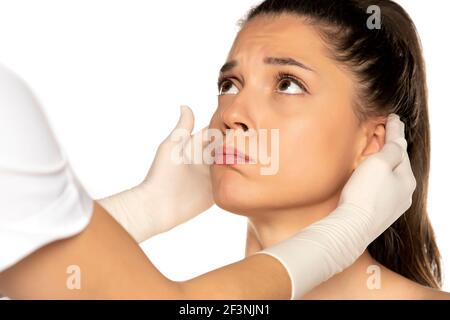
[276, 78, 305, 95]
[219, 80, 239, 95]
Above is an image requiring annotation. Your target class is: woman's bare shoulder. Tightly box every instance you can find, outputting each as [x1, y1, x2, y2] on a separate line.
[378, 264, 450, 299]
[389, 270, 450, 299]
[418, 286, 450, 300]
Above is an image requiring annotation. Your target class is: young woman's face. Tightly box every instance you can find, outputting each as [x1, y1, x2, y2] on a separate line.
[208, 14, 373, 216]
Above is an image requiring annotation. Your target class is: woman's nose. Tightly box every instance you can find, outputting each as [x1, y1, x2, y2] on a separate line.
[220, 98, 254, 133]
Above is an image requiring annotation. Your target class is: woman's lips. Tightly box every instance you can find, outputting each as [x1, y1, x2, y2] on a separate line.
[214, 145, 253, 165]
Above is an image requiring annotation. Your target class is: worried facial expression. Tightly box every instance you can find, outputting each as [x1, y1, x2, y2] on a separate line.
[208, 14, 381, 216]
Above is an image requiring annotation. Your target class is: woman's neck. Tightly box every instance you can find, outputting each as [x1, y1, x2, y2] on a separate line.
[248, 192, 342, 248]
[246, 193, 384, 299]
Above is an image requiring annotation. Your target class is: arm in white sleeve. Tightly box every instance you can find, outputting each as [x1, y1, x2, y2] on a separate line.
[0, 63, 93, 272]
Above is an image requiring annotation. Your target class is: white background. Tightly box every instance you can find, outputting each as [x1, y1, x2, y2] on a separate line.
[0, 0, 449, 291]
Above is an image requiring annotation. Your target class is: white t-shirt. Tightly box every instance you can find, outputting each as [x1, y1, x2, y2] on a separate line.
[0, 63, 94, 273]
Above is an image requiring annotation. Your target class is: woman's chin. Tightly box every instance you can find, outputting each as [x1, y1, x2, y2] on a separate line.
[214, 190, 249, 214]
[212, 186, 262, 216]
[210, 166, 281, 215]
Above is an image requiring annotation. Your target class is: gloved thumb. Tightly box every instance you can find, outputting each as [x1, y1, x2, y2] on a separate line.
[161, 105, 195, 154]
[171, 105, 195, 135]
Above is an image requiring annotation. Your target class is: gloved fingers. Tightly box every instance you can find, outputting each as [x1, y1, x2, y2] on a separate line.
[199, 125, 211, 149]
[168, 112, 212, 165]
[191, 125, 210, 149]
[393, 146, 417, 194]
[182, 125, 209, 164]
[386, 114, 408, 152]
[374, 114, 407, 169]
[385, 113, 405, 142]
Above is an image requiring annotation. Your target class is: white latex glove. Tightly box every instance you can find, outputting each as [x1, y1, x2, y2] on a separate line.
[256, 113, 416, 300]
[98, 105, 214, 243]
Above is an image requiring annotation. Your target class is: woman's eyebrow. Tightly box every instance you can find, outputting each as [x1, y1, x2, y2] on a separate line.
[219, 56, 316, 73]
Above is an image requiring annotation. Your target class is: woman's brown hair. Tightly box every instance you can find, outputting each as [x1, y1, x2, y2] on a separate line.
[241, 0, 441, 288]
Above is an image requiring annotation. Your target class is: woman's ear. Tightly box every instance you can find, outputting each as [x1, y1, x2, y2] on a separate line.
[352, 118, 387, 169]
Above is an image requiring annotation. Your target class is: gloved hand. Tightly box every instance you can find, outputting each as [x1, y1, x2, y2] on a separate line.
[256, 114, 416, 300]
[98, 105, 214, 243]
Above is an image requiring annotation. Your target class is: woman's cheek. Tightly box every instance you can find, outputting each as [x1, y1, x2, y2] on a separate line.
[279, 131, 342, 202]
